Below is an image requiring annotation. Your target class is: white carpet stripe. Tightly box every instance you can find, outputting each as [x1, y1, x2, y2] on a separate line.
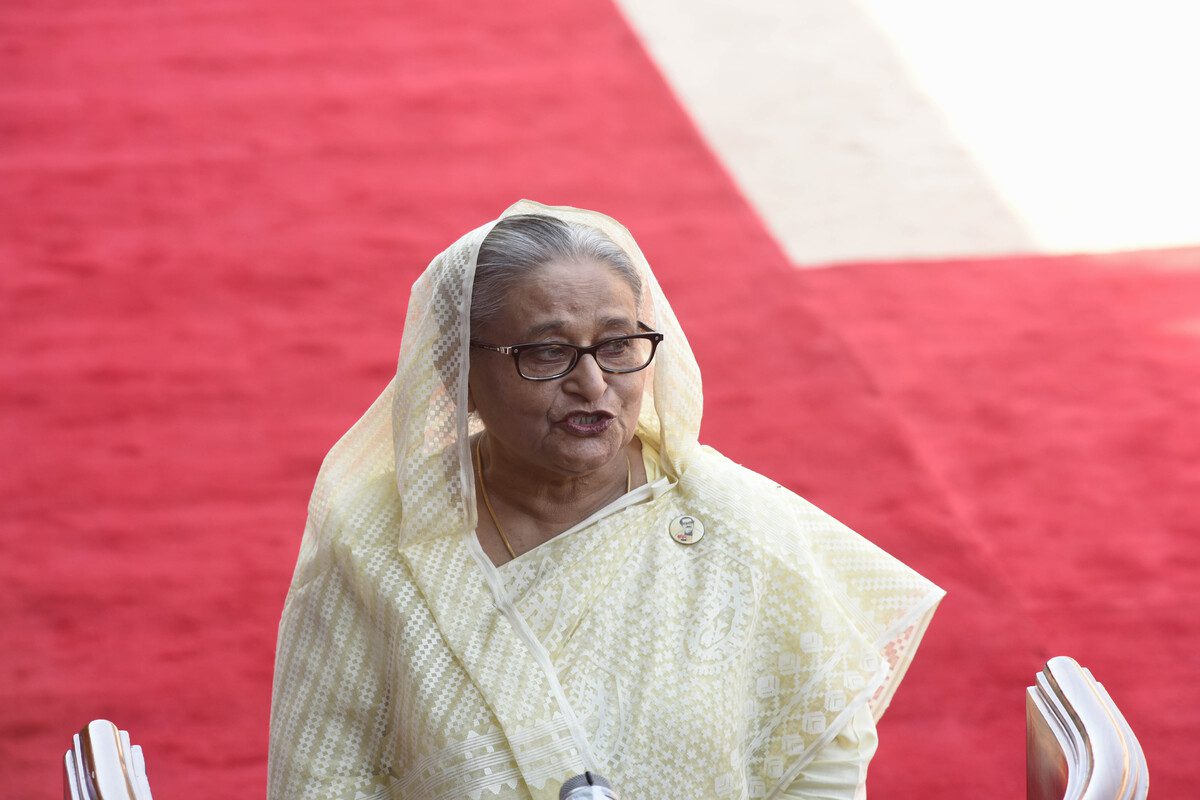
[615, 0, 1200, 262]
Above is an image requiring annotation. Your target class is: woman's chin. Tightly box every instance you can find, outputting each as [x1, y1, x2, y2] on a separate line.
[545, 432, 625, 476]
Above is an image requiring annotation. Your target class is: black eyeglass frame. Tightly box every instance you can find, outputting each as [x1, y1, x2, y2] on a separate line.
[470, 322, 665, 381]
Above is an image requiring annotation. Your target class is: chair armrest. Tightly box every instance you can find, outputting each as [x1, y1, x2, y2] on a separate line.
[1026, 656, 1148, 800]
[63, 719, 154, 800]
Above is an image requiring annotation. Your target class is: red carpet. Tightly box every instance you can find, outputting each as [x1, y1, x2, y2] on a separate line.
[793, 249, 1200, 795]
[2, 2, 1196, 797]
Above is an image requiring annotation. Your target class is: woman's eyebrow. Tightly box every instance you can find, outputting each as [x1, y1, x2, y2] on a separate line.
[598, 315, 636, 330]
[522, 316, 634, 340]
[522, 320, 568, 339]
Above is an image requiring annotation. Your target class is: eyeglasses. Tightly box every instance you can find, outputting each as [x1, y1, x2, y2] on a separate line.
[470, 322, 665, 381]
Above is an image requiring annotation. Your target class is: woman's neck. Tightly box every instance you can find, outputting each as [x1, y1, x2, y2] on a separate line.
[473, 434, 645, 561]
[480, 435, 636, 523]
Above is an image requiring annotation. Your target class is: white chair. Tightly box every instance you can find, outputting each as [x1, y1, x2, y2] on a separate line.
[1027, 656, 1148, 800]
[63, 719, 154, 800]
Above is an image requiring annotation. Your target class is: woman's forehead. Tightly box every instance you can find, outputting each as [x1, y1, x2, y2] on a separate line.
[493, 259, 640, 336]
[518, 256, 637, 289]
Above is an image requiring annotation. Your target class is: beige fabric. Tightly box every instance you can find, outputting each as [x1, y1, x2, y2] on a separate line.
[267, 200, 944, 800]
[777, 704, 876, 799]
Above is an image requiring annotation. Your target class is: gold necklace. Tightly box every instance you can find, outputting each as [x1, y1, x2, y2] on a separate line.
[474, 437, 633, 561]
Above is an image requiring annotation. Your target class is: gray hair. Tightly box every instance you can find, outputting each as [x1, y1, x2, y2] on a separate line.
[470, 214, 643, 333]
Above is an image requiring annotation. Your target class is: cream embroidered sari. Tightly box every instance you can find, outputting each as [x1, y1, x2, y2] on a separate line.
[267, 201, 944, 800]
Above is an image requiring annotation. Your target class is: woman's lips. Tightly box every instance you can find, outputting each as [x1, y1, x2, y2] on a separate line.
[558, 411, 614, 436]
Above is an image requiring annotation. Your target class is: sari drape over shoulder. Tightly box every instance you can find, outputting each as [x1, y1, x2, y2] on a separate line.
[268, 201, 944, 800]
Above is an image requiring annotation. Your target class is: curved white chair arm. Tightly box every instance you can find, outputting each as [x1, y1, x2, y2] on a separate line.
[63, 719, 154, 800]
[1027, 656, 1148, 800]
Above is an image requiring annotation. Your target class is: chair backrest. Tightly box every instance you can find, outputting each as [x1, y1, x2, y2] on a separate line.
[63, 719, 154, 800]
[1027, 656, 1148, 800]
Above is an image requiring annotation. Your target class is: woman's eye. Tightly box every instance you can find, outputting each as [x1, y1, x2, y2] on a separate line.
[529, 345, 570, 362]
[598, 340, 631, 356]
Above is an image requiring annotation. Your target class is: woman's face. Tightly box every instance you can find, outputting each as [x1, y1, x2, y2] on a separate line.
[468, 257, 646, 481]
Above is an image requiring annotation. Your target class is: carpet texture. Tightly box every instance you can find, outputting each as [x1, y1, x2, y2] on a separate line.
[2, 2, 1195, 797]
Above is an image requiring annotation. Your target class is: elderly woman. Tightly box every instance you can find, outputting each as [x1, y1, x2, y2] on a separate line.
[268, 201, 943, 800]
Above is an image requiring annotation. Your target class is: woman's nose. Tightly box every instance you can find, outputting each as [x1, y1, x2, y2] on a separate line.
[562, 354, 608, 400]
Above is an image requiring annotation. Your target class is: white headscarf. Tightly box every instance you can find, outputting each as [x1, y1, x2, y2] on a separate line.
[297, 199, 702, 566]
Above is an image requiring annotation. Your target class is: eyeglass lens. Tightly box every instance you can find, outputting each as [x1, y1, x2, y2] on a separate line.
[518, 337, 654, 379]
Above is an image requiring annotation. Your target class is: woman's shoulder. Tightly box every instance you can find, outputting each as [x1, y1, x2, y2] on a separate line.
[674, 445, 884, 570]
[287, 465, 409, 600]
[680, 445, 812, 523]
[301, 465, 402, 568]
[676, 443, 944, 650]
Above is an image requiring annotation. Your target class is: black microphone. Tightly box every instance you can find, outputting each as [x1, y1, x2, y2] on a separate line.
[559, 770, 618, 799]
